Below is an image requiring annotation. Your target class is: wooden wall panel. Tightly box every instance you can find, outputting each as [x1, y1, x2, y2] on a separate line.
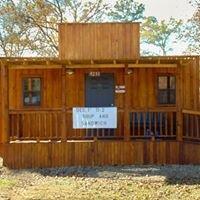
[130, 68, 177, 109]
[8, 68, 62, 109]
[0, 143, 3, 157]
[65, 68, 125, 139]
[182, 57, 200, 110]
[0, 69, 1, 143]
[65, 68, 124, 108]
[0, 64, 9, 143]
[59, 23, 140, 60]
[182, 142, 200, 164]
[2, 141, 200, 169]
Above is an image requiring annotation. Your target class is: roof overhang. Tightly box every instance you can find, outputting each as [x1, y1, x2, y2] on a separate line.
[0, 56, 198, 69]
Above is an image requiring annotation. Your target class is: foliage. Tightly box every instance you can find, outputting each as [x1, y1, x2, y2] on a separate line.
[183, 0, 200, 54]
[0, 0, 37, 56]
[141, 17, 183, 55]
[108, 0, 145, 22]
[0, 0, 194, 57]
[0, 0, 109, 57]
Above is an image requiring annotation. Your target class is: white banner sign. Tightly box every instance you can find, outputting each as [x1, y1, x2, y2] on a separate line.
[73, 107, 117, 129]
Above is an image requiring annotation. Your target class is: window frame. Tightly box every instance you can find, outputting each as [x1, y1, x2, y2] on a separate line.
[22, 76, 42, 107]
[157, 75, 176, 106]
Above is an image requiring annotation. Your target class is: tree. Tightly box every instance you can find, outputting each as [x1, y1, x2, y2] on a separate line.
[141, 17, 183, 56]
[183, 0, 200, 54]
[0, 0, 109, 57]
[108, 0, 145, 22]
[0, 0, 37, 56]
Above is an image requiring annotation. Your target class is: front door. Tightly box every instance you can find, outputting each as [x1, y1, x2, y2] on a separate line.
[85, 73, 114, 107]
[85, 73, 115, 138]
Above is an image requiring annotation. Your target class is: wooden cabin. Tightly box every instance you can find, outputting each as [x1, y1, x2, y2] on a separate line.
[0, 23, 199, 169]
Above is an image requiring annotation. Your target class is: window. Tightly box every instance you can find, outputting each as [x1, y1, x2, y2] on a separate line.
[23, 78, 41, 106]
[157, 76, 176, 104]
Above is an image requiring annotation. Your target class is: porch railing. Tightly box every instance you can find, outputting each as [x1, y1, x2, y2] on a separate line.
[9, 109, 124, 141]
[9, 108, 180, 141]
[183, 110, 200, 141]
[9, 109, 62, 141]
[130, 109, 177, 139]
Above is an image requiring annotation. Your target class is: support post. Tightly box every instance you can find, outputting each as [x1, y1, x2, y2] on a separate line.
[124, 65, 131, 141]
[0, 62, 9, 143]
[177, 62, 183, 141]
[61, 65, 66, 141]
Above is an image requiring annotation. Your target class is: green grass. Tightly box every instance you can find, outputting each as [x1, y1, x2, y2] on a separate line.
[0, 178, 16, 188]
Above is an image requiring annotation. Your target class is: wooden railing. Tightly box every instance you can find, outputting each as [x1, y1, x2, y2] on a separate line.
[10, 108, 200, 142]
[9, 109, 62, 141]
[183, 110, 200, 141]
[130, 109, 177, 139]
[9, 109, 124, 141]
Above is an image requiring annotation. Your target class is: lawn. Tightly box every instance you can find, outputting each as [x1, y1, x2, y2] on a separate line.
[0, 164, 200, 200]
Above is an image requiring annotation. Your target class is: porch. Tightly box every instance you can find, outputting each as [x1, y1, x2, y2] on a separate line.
[0, 108, 198, 169]
[0, 56, 200, 168]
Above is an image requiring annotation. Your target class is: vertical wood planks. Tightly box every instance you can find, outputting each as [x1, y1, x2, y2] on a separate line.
[1, 140, 200, 169]
[1, 62, 9, 143]
[61, 66, 66, 141]
[8, 68, 62, 109]
[177, 63, 183, 141]
[182, 57, 200, 110]
[124, 66, 131, 140]
[9, 111, 62, 140]
[59, 23, 140, 60]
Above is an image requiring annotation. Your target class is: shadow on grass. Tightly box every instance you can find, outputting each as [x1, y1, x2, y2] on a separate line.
[9, 164, 200, 186]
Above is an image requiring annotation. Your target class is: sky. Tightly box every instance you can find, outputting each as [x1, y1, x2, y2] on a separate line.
[107, 0, 195, 21]
[139, 0, 195, 21]
[137, 0, 196, 55]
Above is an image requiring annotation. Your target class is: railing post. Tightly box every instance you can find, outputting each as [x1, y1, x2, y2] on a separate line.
[124, 65, 131, 141]
[61, 65, 66, 141]
[177, 62, 183, 141]
[0, 62, 9, 143]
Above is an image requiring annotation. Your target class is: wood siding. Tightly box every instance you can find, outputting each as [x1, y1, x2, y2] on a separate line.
[129, 68, 177, 108]
[9, 68, 62, 109]
[59, 23, 140, 60]
[65, 68, 124, 108]
[182, 57, 200, 110]
[0, 70, 1, 143]
[1, 141, 200, 169]
[0, 56, 200, 168]
[7, 67, 178, 140]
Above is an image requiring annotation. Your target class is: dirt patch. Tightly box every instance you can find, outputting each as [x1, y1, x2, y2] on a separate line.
[0, 164, 200, 200]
